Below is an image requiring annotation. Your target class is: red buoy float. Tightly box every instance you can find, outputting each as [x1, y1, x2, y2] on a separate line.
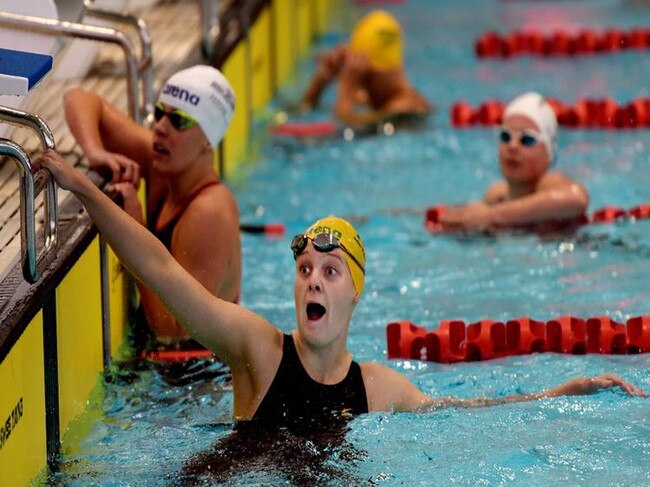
[449, 97, 650, 129]
[475, 27, 650, 58]
[387, 314, 650, 363]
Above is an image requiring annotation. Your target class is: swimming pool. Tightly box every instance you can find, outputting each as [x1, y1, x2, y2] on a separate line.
[47, 0, 650, 485]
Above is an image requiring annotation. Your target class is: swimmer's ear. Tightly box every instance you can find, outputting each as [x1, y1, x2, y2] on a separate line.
[352, 292, 361, 305]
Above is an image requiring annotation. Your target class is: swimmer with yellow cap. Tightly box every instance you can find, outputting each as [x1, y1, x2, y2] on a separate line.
[301, 10, 432, 127]
[291, 215, 366, 295]
[24, 152, 650, 429]
[349, 10, 404, 71]
[437, 92, 589, 233]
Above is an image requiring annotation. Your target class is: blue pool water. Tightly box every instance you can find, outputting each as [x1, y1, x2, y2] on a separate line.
[49, 0, 650, 485]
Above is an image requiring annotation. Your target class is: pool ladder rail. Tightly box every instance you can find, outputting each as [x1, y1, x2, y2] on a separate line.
[387, 315, 650, 363]
[1, 51, 58, 284]
[0, 0, 162, 285]
[0, 3, 155, 125]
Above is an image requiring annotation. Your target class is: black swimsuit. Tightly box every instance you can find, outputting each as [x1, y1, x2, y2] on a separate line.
[148, 180, 221, 250]
[250, 334, 369, 428]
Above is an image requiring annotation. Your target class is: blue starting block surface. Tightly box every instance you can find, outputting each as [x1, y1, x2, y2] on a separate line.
[0, 48, 53, 96]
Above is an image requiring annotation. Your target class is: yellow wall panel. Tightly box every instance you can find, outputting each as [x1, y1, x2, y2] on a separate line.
[56, 237, 103, 437]
[297, 0, 313, 57]
[251, 8, 272, 110]
[315, 0, 333, 36]
[0, 314, 46, 487]
[273, 0, 295, 87]
[222, 42, 250, 176]
[108, 245, 129, 360]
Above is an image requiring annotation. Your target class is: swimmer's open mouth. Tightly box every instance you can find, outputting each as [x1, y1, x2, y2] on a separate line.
[306, 302, 326, 321]
[153, 143, 170, 155]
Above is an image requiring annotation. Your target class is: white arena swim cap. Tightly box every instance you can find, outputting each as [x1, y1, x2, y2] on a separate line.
[503, 92, 557, 162]
[158, 65, 235, 147]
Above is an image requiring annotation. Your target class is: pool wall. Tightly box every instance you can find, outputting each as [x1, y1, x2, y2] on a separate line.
[0, 1, 338, 485]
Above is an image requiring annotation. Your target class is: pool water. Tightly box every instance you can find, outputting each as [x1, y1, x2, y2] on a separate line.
[48, 0, 650, 485]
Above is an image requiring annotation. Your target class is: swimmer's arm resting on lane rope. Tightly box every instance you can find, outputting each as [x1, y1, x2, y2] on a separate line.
[438, 183, 589, 231]
[362, 363, 646, 414]
[482, 178, 589, 227]
[36, 150, 275, 365]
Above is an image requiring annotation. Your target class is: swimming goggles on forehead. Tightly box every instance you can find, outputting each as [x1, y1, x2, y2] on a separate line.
[154, 102, 198, 131]
[497, 126, 543, 148]
[291, 233, 365, 274]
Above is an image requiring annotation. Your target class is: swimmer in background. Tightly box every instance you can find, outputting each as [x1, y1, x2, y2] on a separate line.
[22, 148, 649, 429]
[63, 65, 241, 351]
[300, 10, 432, 128]
[437, 92, 589, 233]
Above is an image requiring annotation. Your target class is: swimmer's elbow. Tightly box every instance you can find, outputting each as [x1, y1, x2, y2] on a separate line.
[567, 184, 590, 216]
[63, 86, 89, 107]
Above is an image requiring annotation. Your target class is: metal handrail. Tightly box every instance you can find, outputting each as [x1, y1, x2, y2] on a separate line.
[0, 105, 58, 283]
[200, 0, 220, 59]
[0, 11, 141, 122]
[83, 0, 154, 125]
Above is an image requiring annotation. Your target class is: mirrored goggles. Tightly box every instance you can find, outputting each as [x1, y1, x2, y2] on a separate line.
[154, 102, 198, 131]
[291, 233, 365, 274]
[497, 126, 542, 148]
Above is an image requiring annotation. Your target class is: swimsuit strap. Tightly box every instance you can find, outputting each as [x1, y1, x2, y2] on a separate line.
[152, 179, 221, 234]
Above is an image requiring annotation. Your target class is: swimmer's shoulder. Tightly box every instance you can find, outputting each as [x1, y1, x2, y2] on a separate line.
[538, 170, 572, 185]
[484, 180, 508, 204]
[360, 362, 425, 412]
[537, 170, 588, 194]
[186, 182, 239, 224]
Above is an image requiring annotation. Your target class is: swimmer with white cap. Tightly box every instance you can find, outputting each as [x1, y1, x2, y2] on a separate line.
[63, 65, 242, 348]
[438, 92, 589, 233]
[301, 10, 432, 127]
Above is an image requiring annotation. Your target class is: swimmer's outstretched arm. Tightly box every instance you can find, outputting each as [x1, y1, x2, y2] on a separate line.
[361, 363, 646, 413]
[439, 178, 589, 231]
[36, 150, 275, 364]
[482, 178, 589, 226]
[301, 45, 347, 109]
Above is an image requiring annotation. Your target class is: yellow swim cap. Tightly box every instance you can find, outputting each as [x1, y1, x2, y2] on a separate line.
[304, 216, 366, 295]
[349, 10, 403, 70]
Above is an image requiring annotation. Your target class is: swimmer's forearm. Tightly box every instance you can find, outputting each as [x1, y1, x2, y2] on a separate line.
[64, 88, 106, 159]
[302, 73, 331, 107]
[419, 393, 543, 411]
[418, 376, 646, 412]
[74, 179, 220, 333]
[72, 175, 175, 284]
[489, 188, 588, 225]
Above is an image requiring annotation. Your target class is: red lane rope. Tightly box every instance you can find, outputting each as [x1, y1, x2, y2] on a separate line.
[269, 121, 338, 138]
[387, 315, 650, 363]
[240, 222, 286, 235]
[144, 349, 215, 363]
[354, 0, 406, 5]
[475, 28, 650, 58]
[451, 97, 650, 129]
